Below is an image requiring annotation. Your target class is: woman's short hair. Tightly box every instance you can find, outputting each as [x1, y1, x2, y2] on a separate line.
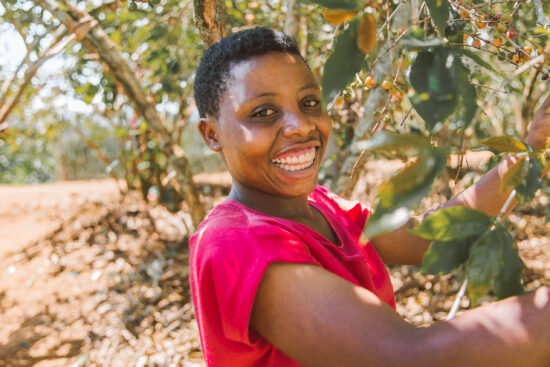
[194, 27, 304, 118]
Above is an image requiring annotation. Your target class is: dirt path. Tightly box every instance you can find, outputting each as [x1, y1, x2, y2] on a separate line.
[1, 165, 549, 366]
[0, 179, 204, 366]
[0, 179, 123, 260]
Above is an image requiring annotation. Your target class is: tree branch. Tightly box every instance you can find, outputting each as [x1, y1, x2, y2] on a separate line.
[334, 3, 412, 197]
[0, 26, 71, 125]
[534, 0, 550, 30]
[284, 0, 299, 39]
[33, 0, 205, 227]
[193, 0, 225, 47]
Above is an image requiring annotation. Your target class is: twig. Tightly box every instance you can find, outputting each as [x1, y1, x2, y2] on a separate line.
[376, 0, 409, 39]
[447, 278, 468, 320]
[499, 55, 545, 88]
[400, 105, 414, 126]
[533, 0, 550, 30]
[496, 189, 518, 222]
[470, 83, 508, 94]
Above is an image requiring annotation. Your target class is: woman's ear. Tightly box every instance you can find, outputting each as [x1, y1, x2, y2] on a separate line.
[198, 117, 222, 152]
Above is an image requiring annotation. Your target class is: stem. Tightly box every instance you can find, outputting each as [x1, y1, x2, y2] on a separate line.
[447, 278, 468, 320]
[445, 143, 550, 320]
[533, 0, 550, 30]
[447, 186, 518, 319]
[495, 189, 518, 222]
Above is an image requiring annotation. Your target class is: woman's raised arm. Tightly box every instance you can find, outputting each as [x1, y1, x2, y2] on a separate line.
[371, 93, 550, 266]
[251, 262, 550, 367]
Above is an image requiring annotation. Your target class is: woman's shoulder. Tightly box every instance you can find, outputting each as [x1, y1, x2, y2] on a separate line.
[309, 185, 371, 230]
[190, 200, 301, 251]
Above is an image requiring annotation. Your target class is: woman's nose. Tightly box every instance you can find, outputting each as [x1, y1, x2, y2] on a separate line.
[282, 112, 315, 137]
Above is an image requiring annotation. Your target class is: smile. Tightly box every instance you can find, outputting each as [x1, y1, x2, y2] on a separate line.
[271, 147, 316, 172]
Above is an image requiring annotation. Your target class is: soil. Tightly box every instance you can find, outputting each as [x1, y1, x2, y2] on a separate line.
[0, 163, 549, 366]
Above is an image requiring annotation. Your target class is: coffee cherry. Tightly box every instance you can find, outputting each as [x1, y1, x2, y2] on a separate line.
[507, 29, 517, 39]
[512, 53, 520, 63]
[492, 38, 502, 47]
[496, 23, 507, 33]
[364, 76, 376, 88]
[472, 39, 481, 48]
[391, 91, 402, 102]
[523, 46, 532, 54]
[382, 80, 393, 90]
[475, 21, 486, 29]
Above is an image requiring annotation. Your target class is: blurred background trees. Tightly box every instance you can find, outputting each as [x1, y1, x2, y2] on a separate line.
[1, 0, 549, 229]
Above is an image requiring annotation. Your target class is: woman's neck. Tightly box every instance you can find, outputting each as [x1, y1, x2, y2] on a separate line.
[227, 181, 314, 221]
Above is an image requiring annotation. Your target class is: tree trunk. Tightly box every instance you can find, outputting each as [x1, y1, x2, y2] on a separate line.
[193, 0, 226, 47]
[33, 0, 206, 228]
[333, 3, 412, 197]
[284, 0, 299, 39]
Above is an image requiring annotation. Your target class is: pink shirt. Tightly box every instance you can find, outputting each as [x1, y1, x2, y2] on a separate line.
[189, 185, 395, 366]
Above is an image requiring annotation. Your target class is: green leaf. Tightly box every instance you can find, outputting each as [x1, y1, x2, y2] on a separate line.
[445, 8, 464, 44]
[409, 48, 459, 131]
[308, 0, 362, 10]
[494, 228, 524, 299]
[355, 131, 431, 156]
[421, 237, 474, 275]
[321, 17, 365, 104]
[409, 206, 492, 241]
[501, 156, 529, 192]
[425, 0, 450, 37]
[457, 48, 498, 75]
[480, 136, 528, 153]
[455, 59, 477, 132]
[365, 150, 446, 238]
[466, 228, 504, 305]
[515, 157, 542, 203]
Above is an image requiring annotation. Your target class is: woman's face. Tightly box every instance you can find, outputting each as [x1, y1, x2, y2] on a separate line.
[199, 51, 332, 199]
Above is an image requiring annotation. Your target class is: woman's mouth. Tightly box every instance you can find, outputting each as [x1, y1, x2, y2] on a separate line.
[271, 147, 316, 172]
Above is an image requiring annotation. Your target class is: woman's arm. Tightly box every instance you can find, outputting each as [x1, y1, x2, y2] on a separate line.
[251, 262, 550, 367]
[370, 93, 550, 265]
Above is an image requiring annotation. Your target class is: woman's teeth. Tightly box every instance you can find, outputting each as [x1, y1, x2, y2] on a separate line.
[275, 160, 315, 171]
[272, 148, 316, 171]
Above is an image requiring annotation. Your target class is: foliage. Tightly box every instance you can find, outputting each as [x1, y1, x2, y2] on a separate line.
[1, 0, 550, 307]
[313, 0, 550, 304]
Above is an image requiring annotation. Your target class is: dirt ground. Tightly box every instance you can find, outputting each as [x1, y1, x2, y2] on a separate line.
[0, 161, 549, 366]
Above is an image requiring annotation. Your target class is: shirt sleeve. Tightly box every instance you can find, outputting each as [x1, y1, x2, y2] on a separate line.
[192, 221, 319, 345]
[314, 185, 371, 235]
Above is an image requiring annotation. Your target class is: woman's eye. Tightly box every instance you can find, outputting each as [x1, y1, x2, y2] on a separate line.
[304, 99, 320, 108]
[253, 108, 276, 117]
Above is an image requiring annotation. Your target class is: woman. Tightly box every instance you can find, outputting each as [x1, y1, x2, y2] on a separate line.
[190, 27, 550, 366]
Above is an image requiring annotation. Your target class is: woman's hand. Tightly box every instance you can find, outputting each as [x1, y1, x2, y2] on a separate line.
[525, 93, 550, 151]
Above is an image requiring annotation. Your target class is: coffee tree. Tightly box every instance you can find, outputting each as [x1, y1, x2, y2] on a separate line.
[310, 0, 550, 309]
[2, 0, 549, 309]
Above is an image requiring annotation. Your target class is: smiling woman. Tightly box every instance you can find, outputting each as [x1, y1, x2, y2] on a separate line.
[189, 27, 550, 367]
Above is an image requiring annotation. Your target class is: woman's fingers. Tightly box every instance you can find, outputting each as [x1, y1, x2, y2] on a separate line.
[536, 92, 550, 116]
[526, 93, 550, 150]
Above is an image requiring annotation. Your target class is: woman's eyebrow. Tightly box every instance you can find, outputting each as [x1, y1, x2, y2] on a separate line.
[247, 83, 319, 101]
[299, 83, 319, 91]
